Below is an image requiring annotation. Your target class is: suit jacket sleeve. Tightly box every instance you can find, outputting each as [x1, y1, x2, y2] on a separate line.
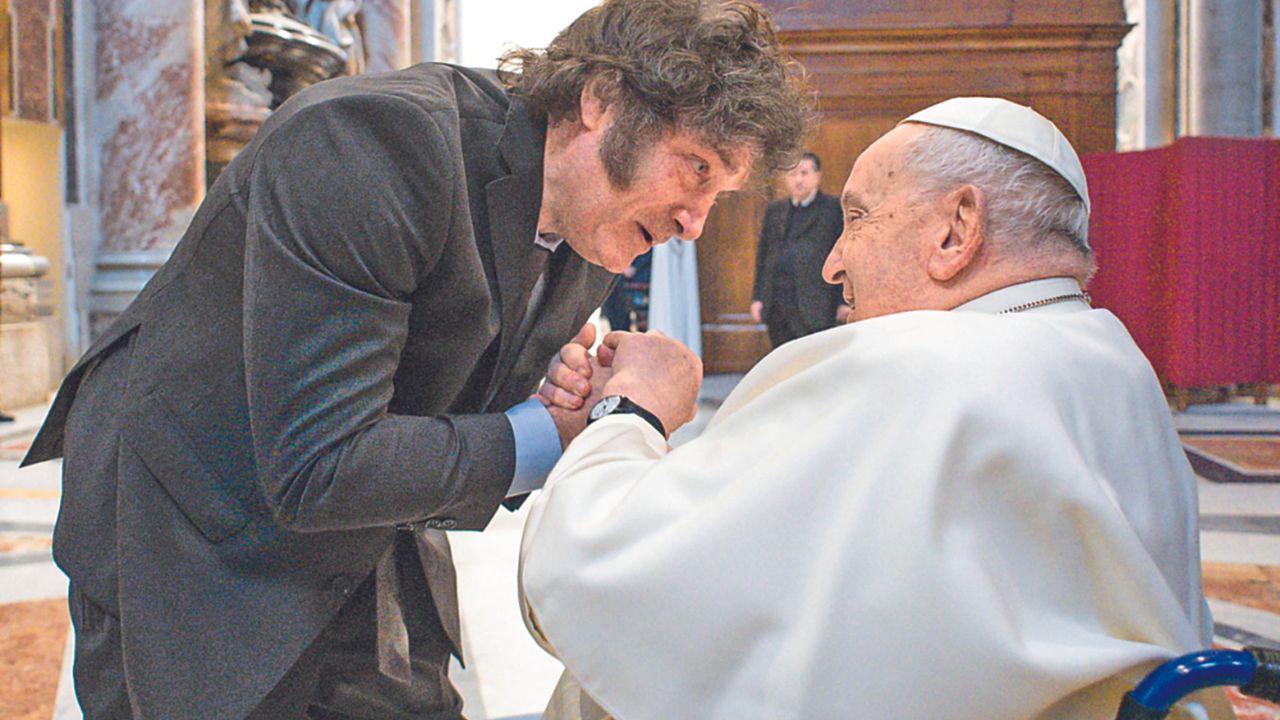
[752, 202, 777, 304]
[242, 94, 515, 533]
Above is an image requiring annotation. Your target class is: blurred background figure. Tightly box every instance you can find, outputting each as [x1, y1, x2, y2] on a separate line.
[750, 151, 846, 348]
[648, 237, 702, 357]
[601, 249, 651, 333]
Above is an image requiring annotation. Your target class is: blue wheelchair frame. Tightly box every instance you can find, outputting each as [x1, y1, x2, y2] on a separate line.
[1114, 646, 1280, 719]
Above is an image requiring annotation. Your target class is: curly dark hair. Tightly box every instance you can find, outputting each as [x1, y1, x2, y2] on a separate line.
[498, 0, 813, 187]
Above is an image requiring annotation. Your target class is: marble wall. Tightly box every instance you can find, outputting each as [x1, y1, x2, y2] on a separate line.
[363, 0, 412, 73]
[2, 0, 62, 406]
[93, 0, 204, 255]
[1117, 0, 1279, 149]
[11, 0, 55, 122]
[85, 0, 205, 335]
[1185, 0, 1263, 137]
[1116, 0, 1176, 150]
[49, 0, 419, 338]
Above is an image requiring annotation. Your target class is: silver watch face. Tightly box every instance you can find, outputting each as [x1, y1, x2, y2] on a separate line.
[590, 395, 623, 420]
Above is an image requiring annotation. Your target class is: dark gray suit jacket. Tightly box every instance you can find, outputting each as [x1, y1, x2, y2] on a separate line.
[24, 64, 614, 719]
[751, 191, 844, 335]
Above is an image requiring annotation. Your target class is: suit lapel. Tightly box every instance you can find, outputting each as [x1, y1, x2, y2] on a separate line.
[481, 97, 548, 405]
[486, 174, 541, 359]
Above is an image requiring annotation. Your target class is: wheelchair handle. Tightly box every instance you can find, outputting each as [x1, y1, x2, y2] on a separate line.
[1114, 646, 1280, 720]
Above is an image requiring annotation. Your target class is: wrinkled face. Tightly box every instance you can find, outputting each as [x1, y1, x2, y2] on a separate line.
[548, 118, 754, 274]
[783, 157, 820, 203]
[822, 124, 941, 322]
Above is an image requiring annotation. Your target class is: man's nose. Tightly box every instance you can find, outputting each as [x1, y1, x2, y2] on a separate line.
[821, 241, 844, 285]
[672, 203, 710, 241]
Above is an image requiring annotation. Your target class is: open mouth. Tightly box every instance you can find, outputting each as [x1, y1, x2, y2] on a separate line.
[638, 223, 654, 246]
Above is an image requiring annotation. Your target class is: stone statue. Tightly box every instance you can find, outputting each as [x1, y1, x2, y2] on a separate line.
[298, 0, 366, 76]
[206, 0, 274, 110]
[203, 0, 359, 183]
[205, 0, 274, 185]
[249, 0, 299, 14]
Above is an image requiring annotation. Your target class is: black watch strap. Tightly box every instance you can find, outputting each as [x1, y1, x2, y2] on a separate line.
[587, 396, 668, 438]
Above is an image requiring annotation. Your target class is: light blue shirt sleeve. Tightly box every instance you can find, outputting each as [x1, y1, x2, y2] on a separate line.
[505, 397, 563, 497]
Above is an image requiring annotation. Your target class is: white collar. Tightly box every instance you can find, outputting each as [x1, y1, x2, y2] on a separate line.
[953, 277, 1089, 315]
[535, 232, 564, 252]
[791, 191, 818, 208]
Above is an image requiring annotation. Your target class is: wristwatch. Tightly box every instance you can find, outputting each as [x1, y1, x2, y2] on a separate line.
[587, 395, 667, 438]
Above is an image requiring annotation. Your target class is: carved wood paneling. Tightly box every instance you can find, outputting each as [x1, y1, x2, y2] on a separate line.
[764, 0, 1124, 32]
[697, 1, 1128, 373]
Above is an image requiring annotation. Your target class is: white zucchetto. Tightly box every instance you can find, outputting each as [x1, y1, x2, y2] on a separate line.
[900, 97, 1091, 217]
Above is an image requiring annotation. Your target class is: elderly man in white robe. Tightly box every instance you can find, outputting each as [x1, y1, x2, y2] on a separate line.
[523, 97, 1233, 720]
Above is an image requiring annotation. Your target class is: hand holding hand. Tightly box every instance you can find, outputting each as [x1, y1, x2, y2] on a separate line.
[600, 330, 702, 434]
[537, 323, 597, 411]
[545, 356, 613, 449]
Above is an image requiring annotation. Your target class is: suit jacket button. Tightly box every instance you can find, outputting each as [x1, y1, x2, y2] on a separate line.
[329, 574, 356, 599]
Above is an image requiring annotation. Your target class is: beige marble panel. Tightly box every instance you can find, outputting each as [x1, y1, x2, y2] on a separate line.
[0, 320, 54, 408]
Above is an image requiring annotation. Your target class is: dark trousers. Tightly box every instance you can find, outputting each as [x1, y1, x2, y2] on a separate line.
[69, 533, 463, 719]
[765, 315, 806, 349]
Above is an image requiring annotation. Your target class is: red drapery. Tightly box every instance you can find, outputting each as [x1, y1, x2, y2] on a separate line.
[1082, 137, 1280, 386]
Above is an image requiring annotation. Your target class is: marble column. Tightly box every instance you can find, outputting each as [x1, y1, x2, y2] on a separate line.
[362, 0, 412, 72]
[1116, 0, 1177, 150]
[88, 0, 205, 334]
[1184, 0, 1263, 137]
[406, 0, 461, 65]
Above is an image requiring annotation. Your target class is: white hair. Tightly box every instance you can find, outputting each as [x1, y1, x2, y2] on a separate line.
[901, 125, 1092, 258]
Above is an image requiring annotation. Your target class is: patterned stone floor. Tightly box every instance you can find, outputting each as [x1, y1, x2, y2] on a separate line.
[3, 389, 1279, 719]
[0, 598, 68, 720]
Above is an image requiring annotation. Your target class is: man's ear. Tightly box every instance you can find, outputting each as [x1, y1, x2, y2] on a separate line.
[927, 184, 984, 282]
[578, 77, 611, 132]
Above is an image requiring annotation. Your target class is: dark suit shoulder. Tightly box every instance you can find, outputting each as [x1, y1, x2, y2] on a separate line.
[815, 191, 842, 213]
[812, 191, 845, 240]
[760, 198, 789, 239]
[268, 63, 505, 124]
[234, 65, 508, 181]
[178, 83, 472, 350]
[764, 197, 791, 218]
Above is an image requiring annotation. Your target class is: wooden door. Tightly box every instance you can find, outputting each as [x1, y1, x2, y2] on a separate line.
[697, 0, 1128, 373]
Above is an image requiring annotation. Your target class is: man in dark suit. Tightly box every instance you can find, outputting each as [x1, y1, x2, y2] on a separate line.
[21, 1, 808, 717]
[750, 152, 847, 347]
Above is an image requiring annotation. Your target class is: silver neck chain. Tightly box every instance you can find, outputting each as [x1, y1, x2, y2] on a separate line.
[998, 292, 1091, 315]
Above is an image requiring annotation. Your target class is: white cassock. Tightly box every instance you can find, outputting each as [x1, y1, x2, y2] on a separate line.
[519, 278, 1232, 720]
[647, 238, 702, 357]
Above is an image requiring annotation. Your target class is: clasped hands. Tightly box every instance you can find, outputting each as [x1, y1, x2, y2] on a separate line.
[536, 323, 703, 448]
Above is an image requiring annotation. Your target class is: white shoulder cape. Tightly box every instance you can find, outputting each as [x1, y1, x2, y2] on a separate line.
[520, 308, 1229, 720]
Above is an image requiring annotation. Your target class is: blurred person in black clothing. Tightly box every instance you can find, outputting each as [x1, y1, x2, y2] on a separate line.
[750, 152, 847, 347]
